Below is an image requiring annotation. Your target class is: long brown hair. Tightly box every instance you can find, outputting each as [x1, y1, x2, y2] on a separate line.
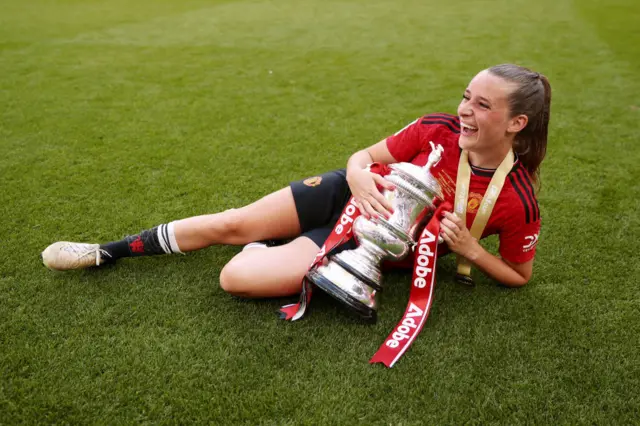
[488, 64, 551, 190]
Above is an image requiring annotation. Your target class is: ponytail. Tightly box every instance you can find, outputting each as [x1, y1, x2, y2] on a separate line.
[488, 65, 552, 191]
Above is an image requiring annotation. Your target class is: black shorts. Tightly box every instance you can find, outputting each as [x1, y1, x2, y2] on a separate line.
[290, 169, 358, 251]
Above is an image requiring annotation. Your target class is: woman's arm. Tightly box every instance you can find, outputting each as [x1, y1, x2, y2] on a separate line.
[464, 246, 533, 287]
[440, 211, 533, 287]
[346, 140, 399, 219]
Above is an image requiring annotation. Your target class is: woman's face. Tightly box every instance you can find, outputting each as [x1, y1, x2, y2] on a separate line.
[457, 70, 522, 153]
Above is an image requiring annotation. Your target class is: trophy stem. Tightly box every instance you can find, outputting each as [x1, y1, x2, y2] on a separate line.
[332, 242, 385, 290]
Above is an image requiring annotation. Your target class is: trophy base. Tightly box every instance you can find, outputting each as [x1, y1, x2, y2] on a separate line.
[455, 273, 475, 286]
[306, 266, 377, 323]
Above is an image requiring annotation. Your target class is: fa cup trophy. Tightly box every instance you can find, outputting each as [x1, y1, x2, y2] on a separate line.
[306, 143, 444, 322]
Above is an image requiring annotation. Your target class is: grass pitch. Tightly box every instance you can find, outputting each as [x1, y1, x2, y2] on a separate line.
[1, 0, 639, 423]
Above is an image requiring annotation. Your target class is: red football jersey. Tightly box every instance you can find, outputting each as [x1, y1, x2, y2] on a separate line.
[385, 113, 540, 264]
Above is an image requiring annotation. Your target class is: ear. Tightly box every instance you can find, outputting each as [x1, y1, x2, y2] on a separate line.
[508, 114, 528, 133]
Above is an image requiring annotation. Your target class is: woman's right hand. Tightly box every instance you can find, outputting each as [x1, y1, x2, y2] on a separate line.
[346, 167, 396, 220]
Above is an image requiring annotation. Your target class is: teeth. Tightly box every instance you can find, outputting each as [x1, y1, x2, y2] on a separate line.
[461, 123, 478, 131]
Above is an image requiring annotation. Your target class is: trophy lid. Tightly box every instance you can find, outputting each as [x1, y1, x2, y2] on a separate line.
[389, 162, 443, 201]
[389, 142, 444, 202]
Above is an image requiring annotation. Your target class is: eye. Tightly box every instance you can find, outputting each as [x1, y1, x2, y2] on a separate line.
[479, 102, 490, 109]
[462, 94, 470, 101]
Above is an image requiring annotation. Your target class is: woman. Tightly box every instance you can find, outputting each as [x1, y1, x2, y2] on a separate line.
[42, 64, 551, 294]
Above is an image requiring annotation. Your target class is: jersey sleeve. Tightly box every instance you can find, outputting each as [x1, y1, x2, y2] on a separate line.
[385, 118, 431, 163]
[498, 214, 541, 264]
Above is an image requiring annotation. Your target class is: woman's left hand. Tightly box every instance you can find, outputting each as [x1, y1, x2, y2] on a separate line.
[439, 211, 482, 261]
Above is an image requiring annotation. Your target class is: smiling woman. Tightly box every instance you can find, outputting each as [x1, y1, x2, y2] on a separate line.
[42, 64, 551, 293]
[458, 65, 551, 189]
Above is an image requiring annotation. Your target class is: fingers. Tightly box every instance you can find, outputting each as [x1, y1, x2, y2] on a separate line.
[370, 191, 394, 216]
[440, 230, 454, 246]
[367, 196, 392, 219]
[355, 190, 394, 219]
[350, 171, 396, 220]
[442, 211, 462, 225]
[353, 198, 370, 219]
[439, 212, 476, 255]
[360, 199, 378, 219]
[440, 212, 461, 246]
[361, 198, 392, 220]
[440, 217, 459, 232]
[372, 174, 396, 192]
[440, 222, 458, 251]
[370, 175, 395, 215]
[440, 222, 457, 240]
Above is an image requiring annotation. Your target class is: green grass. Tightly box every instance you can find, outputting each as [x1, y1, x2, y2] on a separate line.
[1, 0, 639, 423]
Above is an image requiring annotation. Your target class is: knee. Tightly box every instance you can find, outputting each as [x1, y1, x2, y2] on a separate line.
[219, 258, 251, 296]
[211, 209, 251, 245]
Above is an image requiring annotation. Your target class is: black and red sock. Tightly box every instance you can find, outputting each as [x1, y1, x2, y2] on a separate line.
[100, 222, 182, 261]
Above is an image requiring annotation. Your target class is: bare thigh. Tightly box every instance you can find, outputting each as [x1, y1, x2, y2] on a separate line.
[219, 236, 319, 298]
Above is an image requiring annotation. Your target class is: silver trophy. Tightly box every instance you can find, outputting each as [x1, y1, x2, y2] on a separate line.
[306, 143, 445, 322]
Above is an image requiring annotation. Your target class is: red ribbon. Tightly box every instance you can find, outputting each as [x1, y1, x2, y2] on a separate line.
[369, 201, 451, 367]
[279, 164, 452, 368]
[279, 164, 390, 320]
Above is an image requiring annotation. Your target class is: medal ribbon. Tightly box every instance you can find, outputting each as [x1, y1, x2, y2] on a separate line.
[454, 149, 514, 283]
[369, 201, 451, 368]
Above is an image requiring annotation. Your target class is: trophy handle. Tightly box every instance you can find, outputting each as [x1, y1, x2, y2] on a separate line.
[426, 141, 444, 170]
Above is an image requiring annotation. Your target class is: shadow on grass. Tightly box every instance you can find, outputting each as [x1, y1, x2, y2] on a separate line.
[53, 247, 529, 334]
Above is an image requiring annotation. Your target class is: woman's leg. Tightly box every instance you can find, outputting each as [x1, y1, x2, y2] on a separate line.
[173, 187, 301, 251]
[42, 169, 350, 272]
[41, 187, 303, 270]
[219, 236, 319, 297]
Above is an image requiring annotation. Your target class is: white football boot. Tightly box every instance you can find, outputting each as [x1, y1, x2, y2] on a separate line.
[41, 242, 112, 271]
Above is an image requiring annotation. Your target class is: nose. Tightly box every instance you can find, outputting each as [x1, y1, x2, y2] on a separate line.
[458, 103, 472, 118]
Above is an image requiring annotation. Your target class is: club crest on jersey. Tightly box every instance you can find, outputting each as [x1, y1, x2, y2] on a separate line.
[303, 176, 322, 187]
[466, 192, 483, 213]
